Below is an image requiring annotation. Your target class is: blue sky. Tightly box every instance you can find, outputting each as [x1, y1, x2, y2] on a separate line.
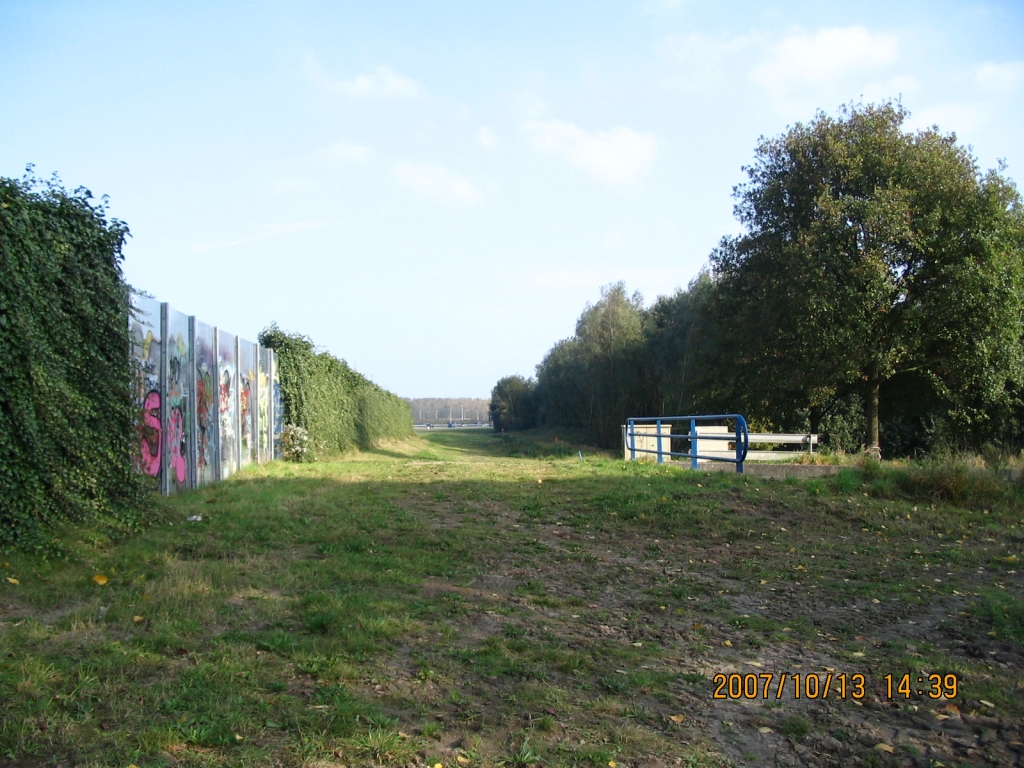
[3, 1, 1022, 398]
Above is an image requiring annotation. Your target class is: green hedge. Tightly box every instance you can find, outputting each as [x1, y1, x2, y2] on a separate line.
[0, 172, 147, 551]
[258, 325, 411, 456]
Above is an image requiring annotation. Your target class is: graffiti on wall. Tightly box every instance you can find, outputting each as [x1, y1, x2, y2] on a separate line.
[218, 331, 238, 480]
[130, 294, 279, 495]
[258, 347, 270, 462]
[165, 309, 191, 493]
[272, 359, 283, 459]
[194, 321, 218, 487]
[131, 297, 162, 487]
[239, 341, 255, 468]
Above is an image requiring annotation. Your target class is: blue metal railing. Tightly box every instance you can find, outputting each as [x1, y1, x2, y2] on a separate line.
[625, 414, 749, 473]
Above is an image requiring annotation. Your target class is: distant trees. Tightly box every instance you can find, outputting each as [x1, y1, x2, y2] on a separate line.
[489, 376, 537, 432]
[490, 102, 1024, 456]
[534, 283, 656, 446]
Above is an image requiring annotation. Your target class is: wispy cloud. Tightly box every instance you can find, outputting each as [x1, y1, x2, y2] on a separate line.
[478, 126, 498, 150]
[976, 61, 1024, 93]
[307, 54, 426, 99]
[658, 31, 755, 89]
[751, 26, 899, 92]
[394, 162, 481, 203]
[325, 141, 376, 161]
[189, 220, 332, 253]
[521, 120, 657, 186]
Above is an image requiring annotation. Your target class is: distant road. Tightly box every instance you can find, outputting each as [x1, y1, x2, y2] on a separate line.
[413, 424, 491, 430]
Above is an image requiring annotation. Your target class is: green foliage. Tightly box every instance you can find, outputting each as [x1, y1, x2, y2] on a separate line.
[533, 282, 656, 447]
[0, 170, 149, 551]
[490, 374, 538, 432]
[258, 324, 411, 457]
[491, 103, 1024, 457]
[710, 101, 1024, 453]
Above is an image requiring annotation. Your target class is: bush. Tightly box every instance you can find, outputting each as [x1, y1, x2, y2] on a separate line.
[280, 424, 315, 463]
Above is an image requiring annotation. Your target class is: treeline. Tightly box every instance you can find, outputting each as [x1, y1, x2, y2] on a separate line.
[491, 103, 1024, 457]
[405, 398, 490, 422]
[259, 325, 412, 456]
[1, 172, 147, 550]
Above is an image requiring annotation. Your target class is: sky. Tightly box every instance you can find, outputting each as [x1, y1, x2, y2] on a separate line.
[2, 1, 1022, 398]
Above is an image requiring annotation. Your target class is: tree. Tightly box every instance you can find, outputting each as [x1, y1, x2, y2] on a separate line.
[489, 375, 537, 432]
[711, 102, 1024, 455]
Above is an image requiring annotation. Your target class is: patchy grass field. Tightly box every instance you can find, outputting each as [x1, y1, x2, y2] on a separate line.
[2, 431, 1023, 768]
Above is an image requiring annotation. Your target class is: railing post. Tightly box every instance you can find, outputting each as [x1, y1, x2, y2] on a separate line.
[735, 418, 743, 474]
[628, 419, 636, 460]
[690, 418, 698, 469]
[656, 419, 663, 464]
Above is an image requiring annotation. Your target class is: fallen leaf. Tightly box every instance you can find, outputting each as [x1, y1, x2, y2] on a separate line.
[723, 640, 733, 647]
[608, 762, 618, 768]
[851, 652, 865, 657]
[133, 615, 144, 623]
[746, 661, 763, 668]
[759, 580, 767, 585]
[6, 577, 18, 585]
[758, 726, 773, 734]
[433, 764, 443, 768]
[92, 574, 108, 586]
[457, 757, 470, 765]
[235, 734, 244, 741]
[934, 714, 950, 721]
[944, 704, 960, 714]
[632, 642, 643, 647]
[871, 599, 880, 604]
[874, 743, 894, 754]
[980, 700, 995, 708]
[782, 627, 792, 632]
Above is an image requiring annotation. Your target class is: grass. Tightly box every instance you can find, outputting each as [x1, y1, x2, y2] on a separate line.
[1, 430, 1022, 767]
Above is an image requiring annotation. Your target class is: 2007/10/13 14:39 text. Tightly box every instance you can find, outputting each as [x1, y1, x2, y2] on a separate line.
[712, 672, 959, 700]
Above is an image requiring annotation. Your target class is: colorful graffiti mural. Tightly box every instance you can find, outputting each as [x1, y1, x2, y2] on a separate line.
[130, 295, 279, 496]
[130, 297, 162, 488]
[218, 330, 238, 480]
[272, 358, 283, 459]
[258, 347, 271, 462]
[165, 308, 191, 494]
[239, 340, 255, 468]
[194, 321, 218, 488]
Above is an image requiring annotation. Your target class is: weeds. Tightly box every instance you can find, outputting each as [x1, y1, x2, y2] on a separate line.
[0, 431, 1020, 767]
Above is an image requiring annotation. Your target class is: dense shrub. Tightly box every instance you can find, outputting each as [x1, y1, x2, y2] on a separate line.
[258, 325, 411, 457]
[0, 171, 148, 551]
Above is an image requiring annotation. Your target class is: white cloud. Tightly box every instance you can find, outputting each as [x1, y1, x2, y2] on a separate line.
[751, 26, 899, 92]
[307, 55, 426, 99]
[976, 61, 1024, 93]
[326, 141, 375, 162]
[189, 220, 332, 252]
[905, 103, 984, 135]
[604, 230, 627, 249]
[521, 120, 657, 186]
[658, 31, 756, 90]
[514, 90, 547, 118]
[478, 126, 497, 150]
[394, 162, 481, 203]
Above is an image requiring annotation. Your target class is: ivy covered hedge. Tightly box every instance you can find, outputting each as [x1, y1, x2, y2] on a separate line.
[258, 325, 412, 456]
[0, 172, 148, 551]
